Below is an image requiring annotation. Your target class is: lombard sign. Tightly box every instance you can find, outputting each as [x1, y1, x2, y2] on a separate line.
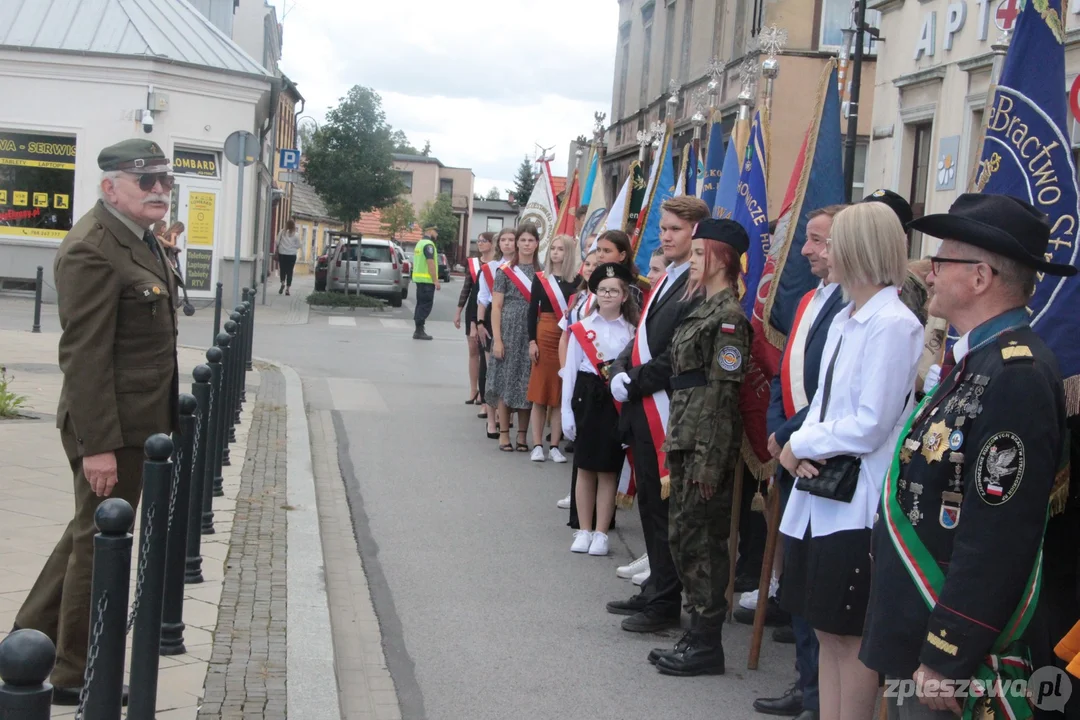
[913, 0, 1080, 60]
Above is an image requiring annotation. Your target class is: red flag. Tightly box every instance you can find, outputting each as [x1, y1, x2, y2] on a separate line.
[554, 170, 580, 237]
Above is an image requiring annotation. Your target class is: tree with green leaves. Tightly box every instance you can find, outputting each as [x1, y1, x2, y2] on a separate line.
[421, 140, 432, 157]
[390, 129, 418, 154]
[380, 198, 416, 240]
[512, 155, 536, 206]
[419, 194, 459, 255]
[485, 187, 502, 201]
[302, 86, 403, 228]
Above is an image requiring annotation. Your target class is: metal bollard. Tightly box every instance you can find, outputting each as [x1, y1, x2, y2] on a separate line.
[186, 364, 212, 582]
[245, 287, 256, 371]
[203, 344, 226, 534]
[83, 498, 135, 720]
[0, 629, 56, 720]
[225, 315, 241, 448]
[161, 394, 197, 655]
[215, 325, 235, 494]
[237, 299, 249, 404]
[31, 266, 43, 334]
[127, 434, 174, 720]
[212, 281, 223, 346]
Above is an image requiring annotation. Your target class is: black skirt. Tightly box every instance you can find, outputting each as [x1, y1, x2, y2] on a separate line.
[571, 371, 624, 473]
[780, 525, 873, 637]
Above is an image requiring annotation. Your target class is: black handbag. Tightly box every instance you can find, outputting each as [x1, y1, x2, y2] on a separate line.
[794, 338, 861, 503]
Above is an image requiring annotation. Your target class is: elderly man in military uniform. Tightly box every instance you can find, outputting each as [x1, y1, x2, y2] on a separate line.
[13, 139, 179, 704]
[860, 193, 1074, 719]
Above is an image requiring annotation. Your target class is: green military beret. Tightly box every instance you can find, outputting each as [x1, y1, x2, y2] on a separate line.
[98, 139, 171, 174]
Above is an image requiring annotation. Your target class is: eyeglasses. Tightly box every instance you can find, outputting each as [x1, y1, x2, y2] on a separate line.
[595, 288, 622, 298]
[130, 173, 175, 192]
[927, 256, 999, 276]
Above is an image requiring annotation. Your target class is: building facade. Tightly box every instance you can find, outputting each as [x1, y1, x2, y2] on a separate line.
[271, 75, 303, 253]
[289, 175, 343, 273]
[0, 0, 274, 304]
[392, 153, 475, 263]
[470, 199, 520, 250]
[604, 0, 878, 210]
[865, 0, 1080, 258]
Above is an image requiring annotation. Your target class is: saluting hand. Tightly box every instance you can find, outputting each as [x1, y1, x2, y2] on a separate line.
[83, 451, 119, 498]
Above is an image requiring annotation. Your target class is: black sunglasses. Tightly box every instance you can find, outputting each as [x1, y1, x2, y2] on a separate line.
[132, 173, 175, 192]
[927, 255, 999, 276]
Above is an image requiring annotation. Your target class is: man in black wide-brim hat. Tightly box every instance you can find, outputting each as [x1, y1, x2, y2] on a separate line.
[859, 193, 1075, 718]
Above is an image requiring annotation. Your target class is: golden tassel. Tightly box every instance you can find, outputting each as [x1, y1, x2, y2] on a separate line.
[750, 481, 766, 513]
[660, 473, 671, 500]
[615, 493, 635, 510]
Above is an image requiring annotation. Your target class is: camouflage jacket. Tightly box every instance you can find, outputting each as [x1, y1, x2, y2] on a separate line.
[663, 288, 751, 487]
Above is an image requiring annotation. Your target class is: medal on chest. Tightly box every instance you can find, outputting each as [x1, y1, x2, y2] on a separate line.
[920, 420, 949, 464]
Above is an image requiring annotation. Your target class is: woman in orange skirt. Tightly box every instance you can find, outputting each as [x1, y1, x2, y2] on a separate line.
[527, 234, 580, 463]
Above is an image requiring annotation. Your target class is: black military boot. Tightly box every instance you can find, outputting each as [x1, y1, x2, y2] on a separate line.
[648, 629, 691, 665]
[413, 323, 432, 340]
[655, 624, 725, 676]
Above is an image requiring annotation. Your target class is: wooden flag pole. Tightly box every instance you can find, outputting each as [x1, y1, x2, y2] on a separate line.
[748, 478, 781, 669]
[726, 462, 745, 622]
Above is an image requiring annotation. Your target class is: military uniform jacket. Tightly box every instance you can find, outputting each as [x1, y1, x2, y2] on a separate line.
[55, 200, 180, 459]
[662, 288, 750, 487]
[861, 314, 1066, 681]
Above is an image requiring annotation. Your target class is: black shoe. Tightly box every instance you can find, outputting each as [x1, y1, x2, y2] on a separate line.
[564, 441, 574, 453]
[655, 632, 725, 676]
[606, 593, 649, 616]
[772, 625, 796, 644]
[412, 330, 433, 340]
[53, 684, 129, 706]
[648, 630, 691, 665]
[734, 597, 790, 627]
[621, 608, 681, 633]
[734, 574, 759, 593]
[753, 684, 804, 716]
[792, 711, 819, 720]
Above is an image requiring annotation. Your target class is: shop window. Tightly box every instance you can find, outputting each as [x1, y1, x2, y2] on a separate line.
[908, 122, 934, 258]
[0, 130, 76, 240]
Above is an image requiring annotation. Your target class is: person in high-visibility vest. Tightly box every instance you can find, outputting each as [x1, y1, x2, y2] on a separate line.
[412, 227, 441, 340]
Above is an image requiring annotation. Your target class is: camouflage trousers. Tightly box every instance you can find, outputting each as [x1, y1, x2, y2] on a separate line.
[667, 450, 734, 626]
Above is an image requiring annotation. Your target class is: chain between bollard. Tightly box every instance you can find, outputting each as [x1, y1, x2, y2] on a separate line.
[74, 590, 109, 720]
[127, 504, 155, 633]
[166, 444, 183, 532]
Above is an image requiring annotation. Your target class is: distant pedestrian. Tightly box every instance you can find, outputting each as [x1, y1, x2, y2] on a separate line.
[14, 138, 180, 705]
[277, 219, 301, 295]
[412, 226, 441, 340]
[456, 232, 496, 405]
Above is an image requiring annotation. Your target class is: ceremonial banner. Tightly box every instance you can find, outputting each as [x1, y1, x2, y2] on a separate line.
[580, 148, 598, 213]
[970, 0, 1080, 411]
[579, 153, 609, 256]
[625, 161, 647, 233]
[761, 61, 845, 347]
[731, 112, 770, 318]
[633, 141, 664, 242]
[675, 143, 691, 197]
[603, 169, 632, 244]
[689, 146, 703, 198]
[554, 169, 581, 238]
[520, 159, 559, 263]
[700, 112, 726, 211]
[633, 131, 676, 280]
[713, 124, 744, 220]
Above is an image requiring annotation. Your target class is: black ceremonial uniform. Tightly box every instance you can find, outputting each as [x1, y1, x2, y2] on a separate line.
[861, 312, 1066, 683]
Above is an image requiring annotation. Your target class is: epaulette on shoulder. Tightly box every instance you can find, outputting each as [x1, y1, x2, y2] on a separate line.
[999, 337, 1034, 363]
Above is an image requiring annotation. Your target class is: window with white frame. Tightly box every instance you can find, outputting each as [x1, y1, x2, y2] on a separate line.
[640, 3, 656, 108]
[819, 0, 881, 54]
[486, 216, 504, 233]
[851, 140, 868, 198]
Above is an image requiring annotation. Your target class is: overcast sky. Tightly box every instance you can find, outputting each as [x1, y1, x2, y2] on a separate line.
[268, 0, 618, 198]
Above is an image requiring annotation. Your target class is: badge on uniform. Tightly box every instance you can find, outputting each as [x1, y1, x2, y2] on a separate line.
[900, 437, 920, 465]
[152, 286, 161, 295]
[948, 429, 964, 451]
[921, 420, 949, 464]
[939, 491, 962, 529]
[974, 431, 1025, 506]
[718, 346, 742, 371]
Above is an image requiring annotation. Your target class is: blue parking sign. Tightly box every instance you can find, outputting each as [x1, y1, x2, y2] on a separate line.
[279, 149, 300, 170]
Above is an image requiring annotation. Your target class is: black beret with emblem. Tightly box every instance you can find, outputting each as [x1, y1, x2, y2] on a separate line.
[861, 188, 914, 228]
[588, 262, 635, 294]
[693, 218, 749, 256]
[98, 139, 171, 174]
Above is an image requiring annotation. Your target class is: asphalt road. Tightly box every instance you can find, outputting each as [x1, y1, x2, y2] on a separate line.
[0, 274, 793, 720]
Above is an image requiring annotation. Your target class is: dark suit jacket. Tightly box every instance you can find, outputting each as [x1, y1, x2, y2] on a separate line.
[612, 270, 699, 431]
[766, 286, 845, 447]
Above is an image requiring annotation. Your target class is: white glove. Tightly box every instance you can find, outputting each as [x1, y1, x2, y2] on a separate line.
[923, 363, 942, 395]
[563, 420, 576, 442]
[611, 372, 631, 403]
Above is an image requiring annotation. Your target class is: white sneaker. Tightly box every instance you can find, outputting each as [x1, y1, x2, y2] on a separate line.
[632, 568, 650, 585]
[739, 576, 780, 610]
[571, 530, 593, 553]
[530, 446, 546, 462]
[617, 553, 650, 579]
[556, 493, 572, 509]
[588, 532, 609, 556]
[549, 447, 567, 463]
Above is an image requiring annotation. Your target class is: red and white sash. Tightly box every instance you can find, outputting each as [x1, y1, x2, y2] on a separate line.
[468, 257, 481, 284]
[499, 263, 533, 302]
[781, 289, 817, 419]
[569, 320, 636, 506]
[537, 271, 569, 315]
[630, 271, 672, 496]
[481, 261, 496, 293]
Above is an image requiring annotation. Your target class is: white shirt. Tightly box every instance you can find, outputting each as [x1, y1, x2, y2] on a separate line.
[804, 281, 840, 329]
[558, 291, 592, 331]
[952, 331, 971, 363]
[655, 259, 691, 302]
[560, 312, 635, 437]
[780, 286, 923, 539]
[477, 259, 501, 307]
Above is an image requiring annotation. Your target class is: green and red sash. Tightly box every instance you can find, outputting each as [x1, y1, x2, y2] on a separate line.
[882, 387, 1044, 720]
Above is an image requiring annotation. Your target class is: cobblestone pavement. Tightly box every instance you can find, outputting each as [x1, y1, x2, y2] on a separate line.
[198, 367, 288, 720]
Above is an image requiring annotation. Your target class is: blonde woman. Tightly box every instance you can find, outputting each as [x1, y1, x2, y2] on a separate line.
[526, 234, 581, 462]
[777, 202, 922, 720]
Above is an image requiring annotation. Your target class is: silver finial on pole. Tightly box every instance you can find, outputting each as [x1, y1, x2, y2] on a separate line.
[666, 79, 681, 120]
[636, 128, 651, 162]
[706, 57, 724, 108]
[593, 111, 607, 145]
[758, 25, 788, 119]
[691, 88, 708, 140]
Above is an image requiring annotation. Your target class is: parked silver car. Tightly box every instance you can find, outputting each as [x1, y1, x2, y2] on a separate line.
[327, 238, 403, 307]
[391, 241, 411, 300]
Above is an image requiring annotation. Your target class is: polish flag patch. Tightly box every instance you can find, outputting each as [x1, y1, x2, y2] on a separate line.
[721, 322, 737, 334]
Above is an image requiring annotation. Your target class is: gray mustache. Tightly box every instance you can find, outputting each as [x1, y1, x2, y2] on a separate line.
[143, 194, 169, 204]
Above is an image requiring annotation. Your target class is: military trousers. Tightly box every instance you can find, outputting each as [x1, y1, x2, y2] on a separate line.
[15, 440, 145, 688]
[414, 282, 435, 329]
[667, 450, 733, 627]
